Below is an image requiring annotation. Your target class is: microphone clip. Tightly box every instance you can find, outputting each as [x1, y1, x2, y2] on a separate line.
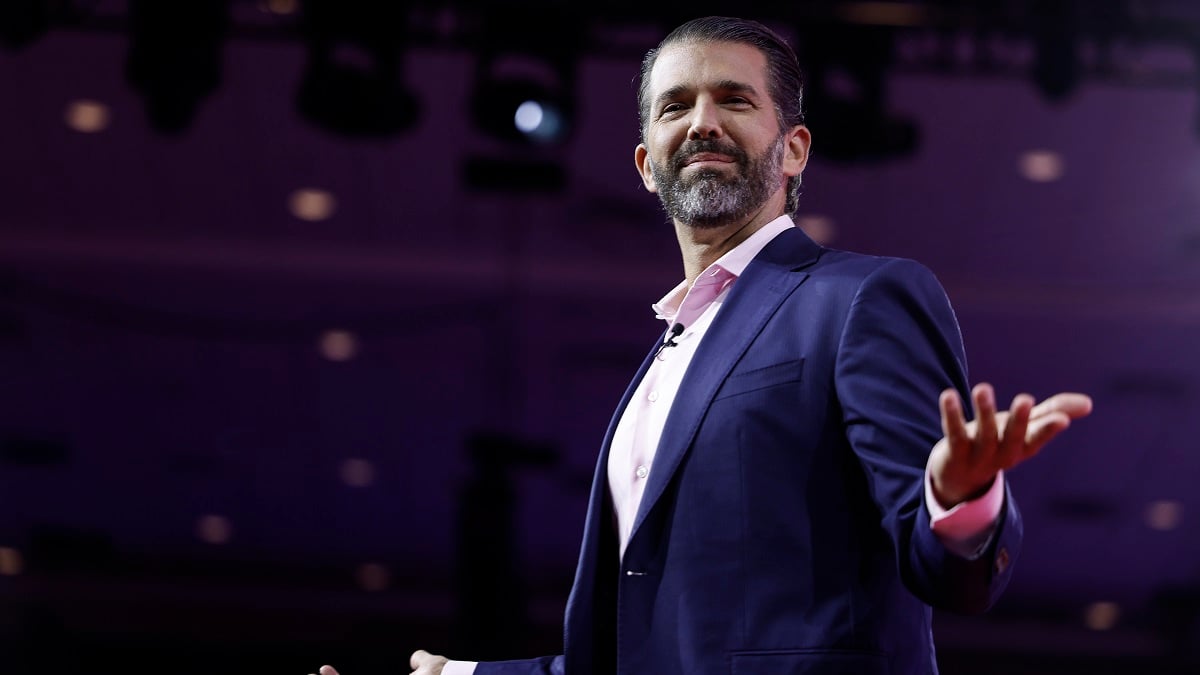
[654, 323, 684, 360]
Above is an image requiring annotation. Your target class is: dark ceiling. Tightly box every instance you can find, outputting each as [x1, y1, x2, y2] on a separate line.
[2, 1, 1200, 674]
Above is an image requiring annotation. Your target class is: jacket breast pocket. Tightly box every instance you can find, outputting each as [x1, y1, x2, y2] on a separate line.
[713, 359, 805, 401]
[730, 648, 889, 675]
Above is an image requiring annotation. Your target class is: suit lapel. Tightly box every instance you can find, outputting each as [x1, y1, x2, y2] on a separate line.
[628, 227, 822, 543]
[574, 323, 671, 564]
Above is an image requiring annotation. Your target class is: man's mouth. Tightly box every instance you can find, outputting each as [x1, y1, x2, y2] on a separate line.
[683, 152, 735, 167]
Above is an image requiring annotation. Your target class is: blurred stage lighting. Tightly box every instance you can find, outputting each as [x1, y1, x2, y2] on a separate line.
[470, 72, 574, 145]
[467, 8, 578, 146]
[295, 0, 419, 138]
[124, 0, 230, 136]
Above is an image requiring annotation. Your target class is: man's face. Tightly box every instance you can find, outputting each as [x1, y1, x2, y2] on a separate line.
[636, 41, 788, 228]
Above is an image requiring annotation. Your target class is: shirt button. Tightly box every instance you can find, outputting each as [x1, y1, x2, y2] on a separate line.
[635, 465, 649, 479]
[647, 390, 659, 402]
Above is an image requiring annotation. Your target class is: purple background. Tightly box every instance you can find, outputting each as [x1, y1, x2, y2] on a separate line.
[1, 2, 1199, 673]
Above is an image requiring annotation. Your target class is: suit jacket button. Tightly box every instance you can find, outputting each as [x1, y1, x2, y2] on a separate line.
[994, 547, 1010, 575]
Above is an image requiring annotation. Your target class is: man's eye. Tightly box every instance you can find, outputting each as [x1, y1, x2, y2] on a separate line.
[661, 103, 686, 115]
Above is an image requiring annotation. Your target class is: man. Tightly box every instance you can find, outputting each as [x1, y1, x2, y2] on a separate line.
[319, 14, 1092, 675]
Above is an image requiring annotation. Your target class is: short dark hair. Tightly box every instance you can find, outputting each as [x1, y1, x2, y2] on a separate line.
[636, 16, 807, 215]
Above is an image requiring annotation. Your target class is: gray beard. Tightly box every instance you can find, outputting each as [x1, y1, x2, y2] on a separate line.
[650, 134, 785, 229]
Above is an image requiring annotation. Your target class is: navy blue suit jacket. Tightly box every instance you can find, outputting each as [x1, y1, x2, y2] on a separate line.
[478, 227, 1022, 674]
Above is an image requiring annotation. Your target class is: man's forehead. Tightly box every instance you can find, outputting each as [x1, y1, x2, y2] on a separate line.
[649, 41, 769, 93]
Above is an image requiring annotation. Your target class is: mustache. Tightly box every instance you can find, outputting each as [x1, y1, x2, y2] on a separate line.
[670, 139, 748, 171]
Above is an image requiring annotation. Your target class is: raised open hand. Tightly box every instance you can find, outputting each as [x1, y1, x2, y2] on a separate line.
[928, 382, 1093, 507]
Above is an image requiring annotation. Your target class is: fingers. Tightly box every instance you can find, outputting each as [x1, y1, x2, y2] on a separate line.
[1021, 411, 1072, 459]
[947, 384, 1086, 467]
[1031, 392, 1094, 421]
[939, 387, 967, 449]
[982, 387, 1090, 466]
[996, 392, 1034, 467]
[1018, 391, 1093, 462]
[971, 383, 1001, 454]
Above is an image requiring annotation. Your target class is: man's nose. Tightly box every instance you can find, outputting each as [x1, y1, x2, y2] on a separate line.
[688, 100, 723, 140]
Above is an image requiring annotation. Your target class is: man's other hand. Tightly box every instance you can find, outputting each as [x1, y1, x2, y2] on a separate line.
[929, 382, 1093, 507]
[311, 650, 448, 675]
[409, 650, 449, 674]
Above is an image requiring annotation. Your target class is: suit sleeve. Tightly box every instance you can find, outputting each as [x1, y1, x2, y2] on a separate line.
[833, 257, 1022, 614]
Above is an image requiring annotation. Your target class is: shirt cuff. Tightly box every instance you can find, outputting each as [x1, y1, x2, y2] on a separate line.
[925, 469, 1005, 559]
[442, 660, 478, 675]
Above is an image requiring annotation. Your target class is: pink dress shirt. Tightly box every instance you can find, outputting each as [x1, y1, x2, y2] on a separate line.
[443, 216, 1002, 675]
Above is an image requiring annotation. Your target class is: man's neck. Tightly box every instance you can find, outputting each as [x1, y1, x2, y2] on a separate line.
[675, 205, 786, 286]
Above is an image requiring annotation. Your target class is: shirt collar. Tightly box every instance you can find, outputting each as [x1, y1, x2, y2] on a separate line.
[652, 215, 796, 323]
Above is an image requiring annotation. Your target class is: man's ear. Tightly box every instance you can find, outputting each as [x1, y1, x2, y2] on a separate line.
[782, 125, 811, 178]
[635, 144, 658, 193]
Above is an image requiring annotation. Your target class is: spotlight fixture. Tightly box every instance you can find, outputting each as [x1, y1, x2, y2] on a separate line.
[797, 22, 918, 164]
[1030, 0, 1081, 103]
[294, 0, 419, 138]
[0, 0, 54, 51]
[467, 9, 579, 146]
[470, 63, 575, 145]
[124, 0, 230, 136]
